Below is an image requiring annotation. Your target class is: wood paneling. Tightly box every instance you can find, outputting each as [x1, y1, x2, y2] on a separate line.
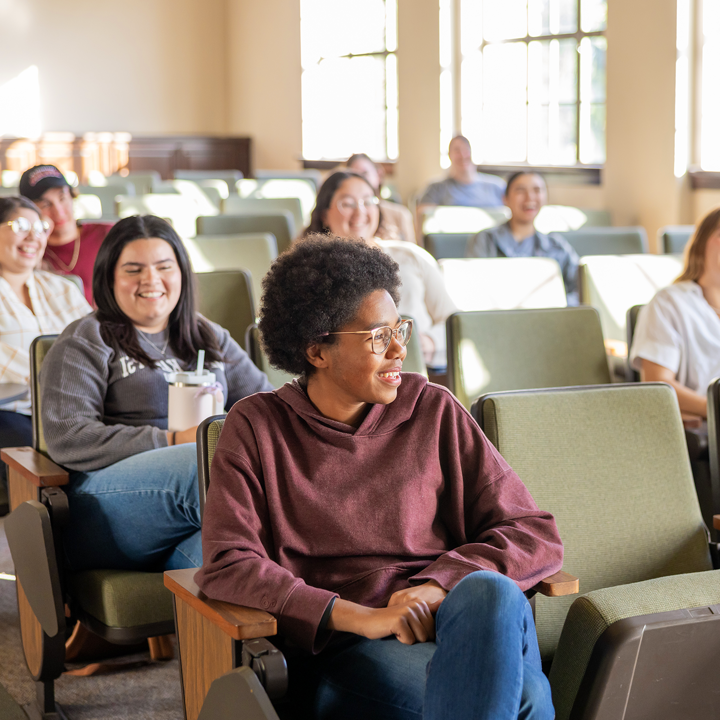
[175, 596, 235, 720]
[0, 135, 251, 184]
[17, 579, 44, 678]
[126, 136, 251, 179]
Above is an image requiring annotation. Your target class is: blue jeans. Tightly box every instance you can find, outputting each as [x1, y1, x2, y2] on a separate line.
[63, 444, 202, 572]
[0, 410, 33, 488]
[293, 572, 553, 720]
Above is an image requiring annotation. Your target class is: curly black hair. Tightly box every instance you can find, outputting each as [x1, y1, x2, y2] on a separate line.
[259, 233, 401, 376]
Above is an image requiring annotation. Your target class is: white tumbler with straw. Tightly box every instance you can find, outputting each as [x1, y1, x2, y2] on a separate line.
[165, 350, 224, 432]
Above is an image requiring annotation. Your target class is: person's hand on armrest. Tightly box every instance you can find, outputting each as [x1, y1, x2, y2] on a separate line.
[640, 359, 707, 418]
[167, 425, 199, 446]
[328, 595, 442, 645]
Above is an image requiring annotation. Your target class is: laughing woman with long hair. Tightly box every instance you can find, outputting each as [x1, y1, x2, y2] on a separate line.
[40, 215, 272, 571]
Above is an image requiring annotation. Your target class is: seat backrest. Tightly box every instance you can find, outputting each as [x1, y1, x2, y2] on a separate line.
[447, 307, 609, 409]
[237, 177, 316, 226]
[224, 196, 303, 236]
[77, 183, 133, 214]
[440, 257, 567, 312]
[706, 378, 720, 526]
[532, 206, 612, 234]
[245, 324, 297, 390]
[73, 194, 103, 220]
[111, 171, 161, 195]
[473, 383, 711, 661]
[185, 233, 278, 309]
[30, 335, 58, 456]
[402, 317, 428, 377]
[625, 304, 645, 382]
[117, 194, 215, 239]
[174, 169, 243, 185]
[254, 168, 323, 191]
[579, 254, 683, 343]
[423, 232, 473, 260]
[556, 227, 648, 256]
[421, 205, 509, 234]
[197, 212, 295, 255]
[197, 415, 226, 520]
[195, 270, 255, 351]
[659, 225, 694, 254]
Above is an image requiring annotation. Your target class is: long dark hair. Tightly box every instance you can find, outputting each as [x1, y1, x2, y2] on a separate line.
[303, 171, 383, 237]
[93, 215, 223, 367]
[0, 196, 42, 224]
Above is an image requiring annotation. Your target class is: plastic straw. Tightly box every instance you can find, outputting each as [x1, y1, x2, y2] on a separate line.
[196, 349, 205, 375]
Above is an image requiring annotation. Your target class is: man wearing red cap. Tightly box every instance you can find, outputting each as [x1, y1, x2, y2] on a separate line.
[19, 165, 113, 304]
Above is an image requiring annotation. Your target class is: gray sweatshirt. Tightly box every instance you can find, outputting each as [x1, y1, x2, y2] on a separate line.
[41, 313, 273, 472]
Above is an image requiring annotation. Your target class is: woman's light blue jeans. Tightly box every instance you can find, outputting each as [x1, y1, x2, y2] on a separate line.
[62, 444, 202, 572]
[294, 571, 553, 720]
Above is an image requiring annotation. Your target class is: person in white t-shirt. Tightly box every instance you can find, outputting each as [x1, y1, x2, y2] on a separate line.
[304, 171, 456, 365]
[630, 207, 720, 417]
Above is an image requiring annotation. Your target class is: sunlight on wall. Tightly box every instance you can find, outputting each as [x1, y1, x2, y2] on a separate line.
[0, 66, 41, 139]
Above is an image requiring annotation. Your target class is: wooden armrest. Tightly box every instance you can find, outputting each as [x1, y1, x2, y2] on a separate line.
[164, 568, 277, 641]
[533, 570, 579, 597]
[0, 447, 68, 487]
[713, 515, 720, 531]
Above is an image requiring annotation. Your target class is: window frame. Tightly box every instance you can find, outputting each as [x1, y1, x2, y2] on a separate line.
[459, 0, 607, 168]
[299, 0, 398, 163]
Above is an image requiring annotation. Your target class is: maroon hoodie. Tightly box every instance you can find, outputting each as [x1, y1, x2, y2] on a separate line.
[196, 373, 563, 653]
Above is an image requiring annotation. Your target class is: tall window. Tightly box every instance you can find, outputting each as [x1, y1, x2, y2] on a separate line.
[459, 0, 607, 166]
[300, 0, 398, 161]
[699, 0, 720, 170]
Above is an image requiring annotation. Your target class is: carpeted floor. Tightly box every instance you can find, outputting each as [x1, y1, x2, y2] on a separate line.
[0, 518, 185, 719]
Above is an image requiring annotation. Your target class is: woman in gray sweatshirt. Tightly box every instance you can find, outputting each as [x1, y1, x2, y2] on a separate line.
[40, 215, 272, 572]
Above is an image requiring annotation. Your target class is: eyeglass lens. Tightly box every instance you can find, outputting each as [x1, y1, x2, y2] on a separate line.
[337, 197, 379, 214]
[372, 321, 412, 354]
[10, 217, 49, 236]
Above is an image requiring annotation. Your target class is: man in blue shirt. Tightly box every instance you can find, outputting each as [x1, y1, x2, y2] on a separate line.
[466, 172, 580, 306]
[418, 136, 505, 209]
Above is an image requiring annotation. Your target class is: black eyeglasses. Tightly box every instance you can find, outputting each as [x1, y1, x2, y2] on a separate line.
[320, 319, 413, 355]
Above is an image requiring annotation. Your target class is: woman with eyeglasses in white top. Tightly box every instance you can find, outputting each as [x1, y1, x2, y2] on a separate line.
[0, 196, 92, 512]
[304, 171, 456, 365]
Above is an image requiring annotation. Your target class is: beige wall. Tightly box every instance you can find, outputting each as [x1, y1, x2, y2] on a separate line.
[2, 0, 718, 235]
[395, 0, 443, 202]
[604, 0, 680, 251]
[0, 0, 228, 134]
[225, 0, 303, 170]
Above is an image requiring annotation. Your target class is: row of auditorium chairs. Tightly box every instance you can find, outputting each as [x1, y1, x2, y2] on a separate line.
[163, 379, 720, 719]
[175, 229, 682, 363]
[3, 340, 720, 720]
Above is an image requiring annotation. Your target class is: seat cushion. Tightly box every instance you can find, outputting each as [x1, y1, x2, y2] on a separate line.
[549, 569, 720, 720]
[69, 569, 173, 629]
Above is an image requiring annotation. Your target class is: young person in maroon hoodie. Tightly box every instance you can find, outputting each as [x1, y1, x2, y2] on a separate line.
[197, 235, 564, 719]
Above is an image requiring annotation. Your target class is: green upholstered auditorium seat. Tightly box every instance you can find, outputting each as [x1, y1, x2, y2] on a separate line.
[197, 212, 295, 255]
[3, 336, 175, 719]
[186, 233, 278, 308]
[579, 253, 683, 343]
[196, 270, 256, 351]
[447, 307, 609, 409]
[659, 225, 694, 254]
[440, 257, 568, 312]
[474, 383, 720, 720]
[224, 196, 304, 236]
[557, 226, 648, 256]
[245, 324, 296, 390]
